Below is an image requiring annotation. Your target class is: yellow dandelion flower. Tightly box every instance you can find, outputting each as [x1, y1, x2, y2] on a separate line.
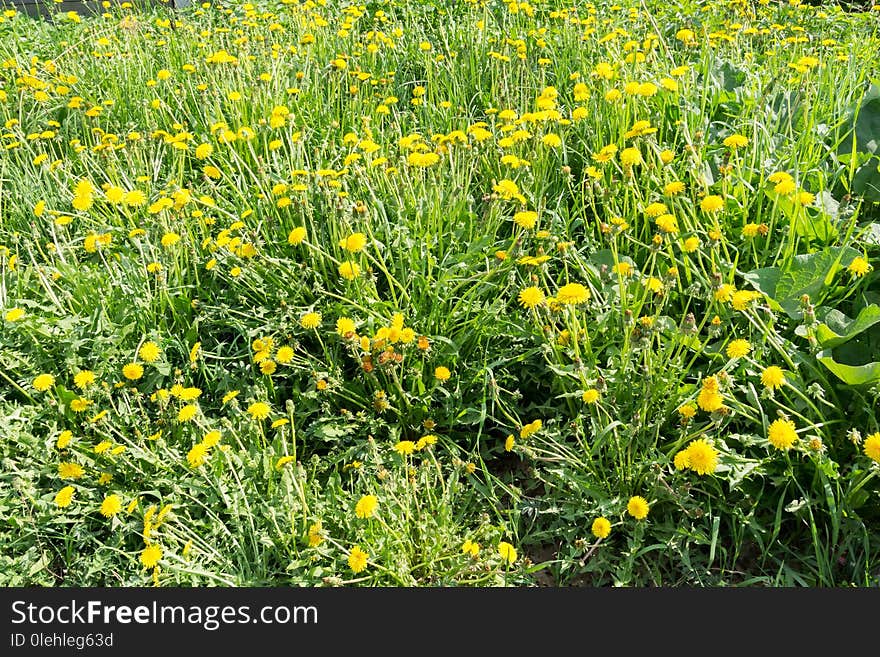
[556, 283, 590, 305]
[768, 418, 798, 451]
[338, 261, 361, 280]
[99, 494, 123, 518]
[726, 339, 751, 359]
[498, 541, 517, 565]
[247, 401, 271, 420]
[393, 440, 416, 456]
[122, 363, 144, 380]
[54, 485, 75, 508]
[591, 517, 611, 539]
[138, 341, 161, 363]
[761, 366, 786, 390]
[864, 433, 880, 463]
[348, 545, 369, 573]
[33, 373, 55, 392]
[626, 496, 650, 520]
[684, 439, 718, 475]
[582, 389, 600, 404]
[355, 494, 378, 519]
[300, 312, 321, 329]
[140, 544, 162, 568]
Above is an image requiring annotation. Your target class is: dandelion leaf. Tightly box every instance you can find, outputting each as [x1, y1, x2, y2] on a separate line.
[816, 349, 880, 385]
[815, 305, 880, 349]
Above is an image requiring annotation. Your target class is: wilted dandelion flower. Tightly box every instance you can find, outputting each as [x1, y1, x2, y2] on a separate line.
[626, 496, 650, 520]
[726, 339, 751, 359]
[518, 286, 545, 309]
[100, 494, 123, 518]
[355, 494, 378, 519]
[768, 418, 798, 451]
[591, 517, 611, 539]
[498, 541, 517, 565]
[761, 366, 786, 390]
[122, 363, 144, 380]
[348, 546, 369, 573]
[684, 439, 718, 475]
[54, 485, 75, 508]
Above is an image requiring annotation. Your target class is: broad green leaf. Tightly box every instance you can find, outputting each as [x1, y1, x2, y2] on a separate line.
[860, 223, 880, 246]
[793, 207, 838, 243]
[851, 156, 880, 202]
[742, 266, 783, 312]
[815, 305, 880, 348]
[743, 247, 859, 318]
[837, 83, 880, 156]
[813, 191, 839, 220]
[816, 349, 880, 385]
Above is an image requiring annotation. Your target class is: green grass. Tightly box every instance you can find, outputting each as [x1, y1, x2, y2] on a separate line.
[1, 0, 880, 587]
